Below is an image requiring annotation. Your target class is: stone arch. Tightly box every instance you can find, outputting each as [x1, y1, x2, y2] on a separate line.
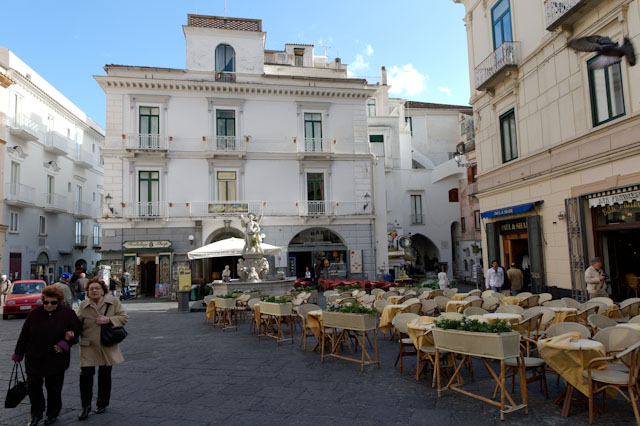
[203, 227, 245, 282]
[74, 258, 88, 272]
[409, 233, 440, 274]
[287, 227, 348, 279]
[205, 227, 244, 245]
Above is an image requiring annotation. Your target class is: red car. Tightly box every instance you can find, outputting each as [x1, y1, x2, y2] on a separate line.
[2, 280, 46, 320]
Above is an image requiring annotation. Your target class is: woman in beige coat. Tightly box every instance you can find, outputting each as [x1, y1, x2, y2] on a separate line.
[76, 278, 128, 421]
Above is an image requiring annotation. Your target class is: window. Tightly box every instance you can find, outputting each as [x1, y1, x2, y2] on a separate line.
[304, 113, 323, 152]
[367, 99, 376, 117]
[139, 106, 159, 135]
[410, 195, 423, 224]
[217, 171, 237, 201]
[216, 110, 236, 149]
[39, 216, 46, 235]
[9, 162, 19, 195]
[461, 121, 467, 136]
[588, 57, 625, 126]
[139, 171, 160, 203]
[9, 212, 19, 233]
[307, 173, 325, 214]
[93, 224, 100, 246]
[467, 165, 477, 184]
[492, 0, 512, 50]
[75, 185, 82, 207]
[448, 188, 459, 202]
[294, 48, 304, 66]
[92, 143, 95, 153]
[67, 182, 71, 193]
[500, 109, 518, 163]
[474, 210, 481, 230]
[405, 116, 413, 133]
[47, 115, 55, 132]
[75, 220, 83, 245]
[461, 217, 466, 232]
[93, 192, 96, 202]
[369, 135, 384, 143]
[215, 44, 235, 73]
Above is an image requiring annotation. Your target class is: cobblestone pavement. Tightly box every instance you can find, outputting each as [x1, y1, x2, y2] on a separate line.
[0, 297, 635, 425]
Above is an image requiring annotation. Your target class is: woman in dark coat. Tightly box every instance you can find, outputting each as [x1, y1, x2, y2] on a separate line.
[12, 285, 82, 426]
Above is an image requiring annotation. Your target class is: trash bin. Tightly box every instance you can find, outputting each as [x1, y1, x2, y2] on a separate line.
[177, 290, 190, 312]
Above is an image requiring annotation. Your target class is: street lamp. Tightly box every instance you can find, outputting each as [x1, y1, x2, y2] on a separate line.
[453, 142, 468, 168]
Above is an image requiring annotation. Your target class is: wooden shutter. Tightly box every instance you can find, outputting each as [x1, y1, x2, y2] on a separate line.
[526, 215, 545, 294]
[565, 197, 588, 301]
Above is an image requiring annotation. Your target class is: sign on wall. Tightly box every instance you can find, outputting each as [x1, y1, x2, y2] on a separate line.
[350, 249, 362, 274]
[275, 251, 287, 268]
[588, 190, 640, 208]
[207, 203, 249, 214]
[178, 269, 192, 291]
[123, 240, 172, 249]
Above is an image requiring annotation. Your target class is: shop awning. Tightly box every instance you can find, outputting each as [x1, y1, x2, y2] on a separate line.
[187, 237, 282, 260]
[586, 186, 640, 208]
[480, 201, 541, 219]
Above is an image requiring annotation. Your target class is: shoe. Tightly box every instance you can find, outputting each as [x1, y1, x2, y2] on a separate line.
[78, 407, 91, 421]
[95, 407, 106, 414]
[44, 418, 57, 425]
[27, 417, 42, 426]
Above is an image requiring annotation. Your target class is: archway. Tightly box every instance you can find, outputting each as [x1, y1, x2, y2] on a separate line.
[410, 234, 440, 275]
[75, 258, 87, 273]
[287, 228, 347, 279]
[33, 252, 51, 284]
[203, 227, 245, 282]
[140, 259, 156, 296]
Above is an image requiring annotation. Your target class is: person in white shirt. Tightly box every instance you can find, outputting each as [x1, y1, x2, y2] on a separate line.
[437, 267, 449, 290]
[304, 267, 312, 281]
[485, 260, 505, 293]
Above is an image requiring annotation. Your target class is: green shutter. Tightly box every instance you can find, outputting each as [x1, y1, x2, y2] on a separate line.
[526, 215, 545, 293]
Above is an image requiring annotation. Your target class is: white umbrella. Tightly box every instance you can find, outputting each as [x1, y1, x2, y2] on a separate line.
[187, 237, 282, 260]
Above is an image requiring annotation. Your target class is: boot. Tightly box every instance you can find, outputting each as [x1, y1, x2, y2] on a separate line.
[78, 407, 91, 421]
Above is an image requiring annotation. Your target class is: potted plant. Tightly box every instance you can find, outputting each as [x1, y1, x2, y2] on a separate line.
[215, 293, 237, 309]
[322, 304, 377, 331]
[259, 296, 293, 316]
[432, 318, 520, 359]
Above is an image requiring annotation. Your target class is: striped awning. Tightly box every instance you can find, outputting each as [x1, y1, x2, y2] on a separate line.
[586, 185, 640, 208]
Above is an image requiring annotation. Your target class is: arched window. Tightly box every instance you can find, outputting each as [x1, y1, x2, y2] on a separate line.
[448, 188, 459, 202]
[367, 98, 376, 117]
[215, 44, 235, 81]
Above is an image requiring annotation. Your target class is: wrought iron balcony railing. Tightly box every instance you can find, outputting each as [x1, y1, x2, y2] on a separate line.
[475, 42, 520, 91]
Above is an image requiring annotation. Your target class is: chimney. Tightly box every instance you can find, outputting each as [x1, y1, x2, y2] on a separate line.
[381, 66, 387, 85]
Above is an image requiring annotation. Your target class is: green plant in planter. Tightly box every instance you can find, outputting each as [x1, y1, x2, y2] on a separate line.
[326, 303, 376, 315]
[336, 284, 362, 292]
[217, 292, 237, 299]
[261, 296, 290, 304]
[436, 318, 512, 334]
[449, 279, 458, 288]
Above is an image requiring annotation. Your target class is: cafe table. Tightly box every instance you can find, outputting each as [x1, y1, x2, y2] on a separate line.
[501, 296, 521, 306]
[548, 307, 578, 325]
[379, 304, 408, 334]
[446, 300, 471, 313]
[407, 316, 437, 349]
[451, 293, 470, 301]
[484, 312, 522, 325]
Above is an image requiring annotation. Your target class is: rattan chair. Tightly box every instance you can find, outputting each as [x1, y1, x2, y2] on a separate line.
[543, 299, 568, 308]
[497, 336, 548, 400]
[374, 299, 390, 316]
[482, 296, 500, 312]
[482, 290, 497, 299]
[590, 296, 615, 306]
[588, 314, 617, 333]
[371, 288, 385, 297]
[630, 315, 640, 324]
[538, 293, 553, 304]
[519, 295, 540, 308]
[463, 306, 489, 317]
[443, 288, 458, 298]
[516, 291, 533, 300]
[403, 299, 422, 315]
[420, 300, 437, 316]
[468, 289, 482, 297]
[392, 313, 420, 373]
[544, 322, 591, 339]
[298, 304, 321, 351]
[381, 291, 399, 301]
[562, 297, 582, 309]
[434, 296, 451, 313]
[620, 298, 640, 320]
[525, 306, 555, 328]
[624, 273, 639, 298]
[496, 304, 524, 315]
[466, 296, 484, 308]
[326, 294, 341, 303]
[519, 311, 544, 340]
[438, 312, 464, 321]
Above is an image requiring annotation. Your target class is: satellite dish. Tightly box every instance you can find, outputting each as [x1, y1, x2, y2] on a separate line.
[399, 236, 412, 249]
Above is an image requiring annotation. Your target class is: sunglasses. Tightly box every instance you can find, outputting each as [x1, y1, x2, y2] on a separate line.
[42, 300, 59, 305]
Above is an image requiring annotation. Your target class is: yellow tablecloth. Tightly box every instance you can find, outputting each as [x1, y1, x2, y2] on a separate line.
[483, 313, 522, 325]
[206, 300, 217, 320]
[501, 296, 521, 306]
[306, 310, 323, 338]
[388, 296, 403, 304]
[451, 293, 469, 301]
[407, 317, 437, 349]
[446, 300, 470, 313]
[606, 305, 623, 319]
[538, 332, 607, 397]
[253, 304, 261, 329]
[379, 304, 408, 334]
[549, 307, 578, 325]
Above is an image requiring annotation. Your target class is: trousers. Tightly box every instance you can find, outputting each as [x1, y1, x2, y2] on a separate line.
[27, 372, 65, 418]
[80, 366, 112, 408]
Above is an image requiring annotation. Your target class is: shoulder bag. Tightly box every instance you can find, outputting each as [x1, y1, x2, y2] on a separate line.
[5, 361, 28, 408]
[100, 303, 128, 347]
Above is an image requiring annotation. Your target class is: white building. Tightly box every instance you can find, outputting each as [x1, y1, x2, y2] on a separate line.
[95, 15, 388, 297]
[0, 48, 104, 283]
[367, 72, 472, 279]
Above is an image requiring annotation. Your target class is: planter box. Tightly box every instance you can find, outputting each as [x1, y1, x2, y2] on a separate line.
[214, 297, 237, 309]
[260, 301, 293, 316]
[432, 329, 520, 360]
[248, 291, 261, 299]
[308, 289, 318, 299]
[322, 311, 377, 331]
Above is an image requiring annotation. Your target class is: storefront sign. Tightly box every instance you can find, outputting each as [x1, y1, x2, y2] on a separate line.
[178, 269, 192, 291]
[599, 200, 640, 217]
[350, 249, 362, 274]
[588, 189, 640, 208]
[499, 219, 528, 234]
[481, 202, 538, 219]
[207, 203, 249, 214]
[123, 240, 172, 249]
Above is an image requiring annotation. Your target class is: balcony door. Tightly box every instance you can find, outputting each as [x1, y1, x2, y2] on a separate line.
[216, 110, 236, 150]
[139, 107, 160, 148]
[46, 175, 54, 205]
[307, 173, 325, 215]
[492, 0, 512, 50]
[411, 194, 423, 224]
[75, 220, 83, 246]
[10, 162, 19, 196]
[139, 171, 160, 216]
[304, 113, 323, 152]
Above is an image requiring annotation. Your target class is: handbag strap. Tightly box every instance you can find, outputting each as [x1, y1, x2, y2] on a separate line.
[103, 303, 110, 316]
[16, 361, 25, 382]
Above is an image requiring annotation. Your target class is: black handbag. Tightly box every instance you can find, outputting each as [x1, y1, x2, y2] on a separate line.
[5, 361, 28, 408]
[100, 303, 127, 347]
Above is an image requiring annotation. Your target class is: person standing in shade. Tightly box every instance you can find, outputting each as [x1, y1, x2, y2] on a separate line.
[585, 257, 608, 299]
[12, 285, 82, 426]
[76, 279, 128, 421]
[485, 260, 505, 293]
[52, 273, 74, 308]
[304, 266, 312, 282]
[507, 263, 523, 296]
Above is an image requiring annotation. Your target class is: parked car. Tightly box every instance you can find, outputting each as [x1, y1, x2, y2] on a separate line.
[2, 280, 46, 320]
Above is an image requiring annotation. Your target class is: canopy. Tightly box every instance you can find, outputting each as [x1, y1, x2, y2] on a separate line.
[187, 237, 282, 260]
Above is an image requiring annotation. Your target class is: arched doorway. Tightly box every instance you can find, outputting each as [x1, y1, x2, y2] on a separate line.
[410, 234, 440, 275]
[203, 227, 244, 283]
[75, 258, 87, 273]
[140, 259, 157, 296]
[288, 228, 347, 279]
[33, 252, 52, 284]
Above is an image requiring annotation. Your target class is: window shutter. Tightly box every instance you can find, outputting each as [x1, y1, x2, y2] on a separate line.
[526, 215, 545, 294]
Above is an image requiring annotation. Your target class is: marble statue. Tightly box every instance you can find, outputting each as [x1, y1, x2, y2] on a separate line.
[237, 258, 248, 281]
[247, 267, 260, 283]
[221, 265, 231, 282]
[240, 213, 264, 254]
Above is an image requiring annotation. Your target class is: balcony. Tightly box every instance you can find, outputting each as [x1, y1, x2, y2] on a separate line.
[73, 201, 94, 219]
[468, 182, 479, 196]
[544, 0, 597, 31]
[178, 201, 264, 218]
[334, 201, 373, 216]
[475, 41, 520, 92]
[74, 149, 94, 168]
[207, 136, 247, 157]
[126, 202, 167, 219]
[296, 138, 334, 159]
[215, 71, 236, 82]
[125, 134, 168, 151]
[4, 183, 36, 207]
[299, 201, 337, 217]
[73, 235, 88, 249]
[43, 192, 69, 214]
[44, 131, 70, 155]
[92, 236, 101, 249]
[411, 214, 424, 225]
[264, 52, 293, 65]
[10, 114, 41, 141]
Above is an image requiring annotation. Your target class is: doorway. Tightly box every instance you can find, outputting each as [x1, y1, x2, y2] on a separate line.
[599, 229, 640, 300]
[140, 259, 157, 296]
[502, 234, 530, 290]
[9, 253, 21, 281]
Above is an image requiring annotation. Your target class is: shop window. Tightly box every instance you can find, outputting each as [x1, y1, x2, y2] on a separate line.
[500, 109, 518, 163]
[448, 188, 459, 202]
[369, 135, 384, 143]
[411, 195, 423, 224]
[474, 210, 481, 230]
[461, 217, 466, 232]
[217, 171, 237, 201]
[588, 57, 625, 126]
[492, 0, 512, 50]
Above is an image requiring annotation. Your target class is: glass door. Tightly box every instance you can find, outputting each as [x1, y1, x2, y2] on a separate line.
[307, 173, 325, 215]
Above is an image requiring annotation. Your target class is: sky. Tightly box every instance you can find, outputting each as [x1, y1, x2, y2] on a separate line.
[0, 0, 470, 128]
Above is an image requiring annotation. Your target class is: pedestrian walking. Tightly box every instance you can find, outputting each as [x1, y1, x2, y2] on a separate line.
[437, 267, 449, 290]
[485, 260, 505, 293]
[52, 273, 73, 308]
[585, 257, 608, 299]
[76, 273, 89, 303]
[506, 263, 523, 296]
[121, 273, 131, 300]
[12, 285, 82, 426]
[1, 274, 12, 305]
[108, 277, 118, 298]
[76, 278, 128, 421]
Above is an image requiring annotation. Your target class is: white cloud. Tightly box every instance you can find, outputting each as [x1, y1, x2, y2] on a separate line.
[347, 53, 370, 77]
[387, 64, 428, 96]
[366, 44, 373, 56]
[438, 86, 452, 96]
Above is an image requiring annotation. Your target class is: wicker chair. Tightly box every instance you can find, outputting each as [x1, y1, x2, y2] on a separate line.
[371, 288, 385, 297]
[374, 299, 390, 316]
[496, 304, 524, 315]
[630, 315, 640, 324]
[619, 298, 640, 320]
[438, 312, 464, 321]
[466, 296, 484, 308]
[587, 314, 617, 333]
[381, 291, 399, 301]
[590, 296, 615, 306]
[562, 297, 582, 309]
[482, 296, 500, 312]
[538, 293, 553, 304]
[420, 300, 437, 316]
[518, 311, 544, 340]
[482, 290, 497, 299]
[326, 294, 341, 303]
[443, 288, 458, 298]
[519, 295, 540, 308]
[468, 289, 482, 297]
[516, 292, 533, 300]
[497, 336, 548, 400]
[525, 306, 555, 329]
[544, 322, 591, 339]
[463, 306, 489, 317]
[298, 304, 321, 351]
[624, 273, 639, 298]
[434, 296, 451, 313]
[543, 299, 568, 308]
[430, 289, 445, 298]
[392, 313, 420, 373]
